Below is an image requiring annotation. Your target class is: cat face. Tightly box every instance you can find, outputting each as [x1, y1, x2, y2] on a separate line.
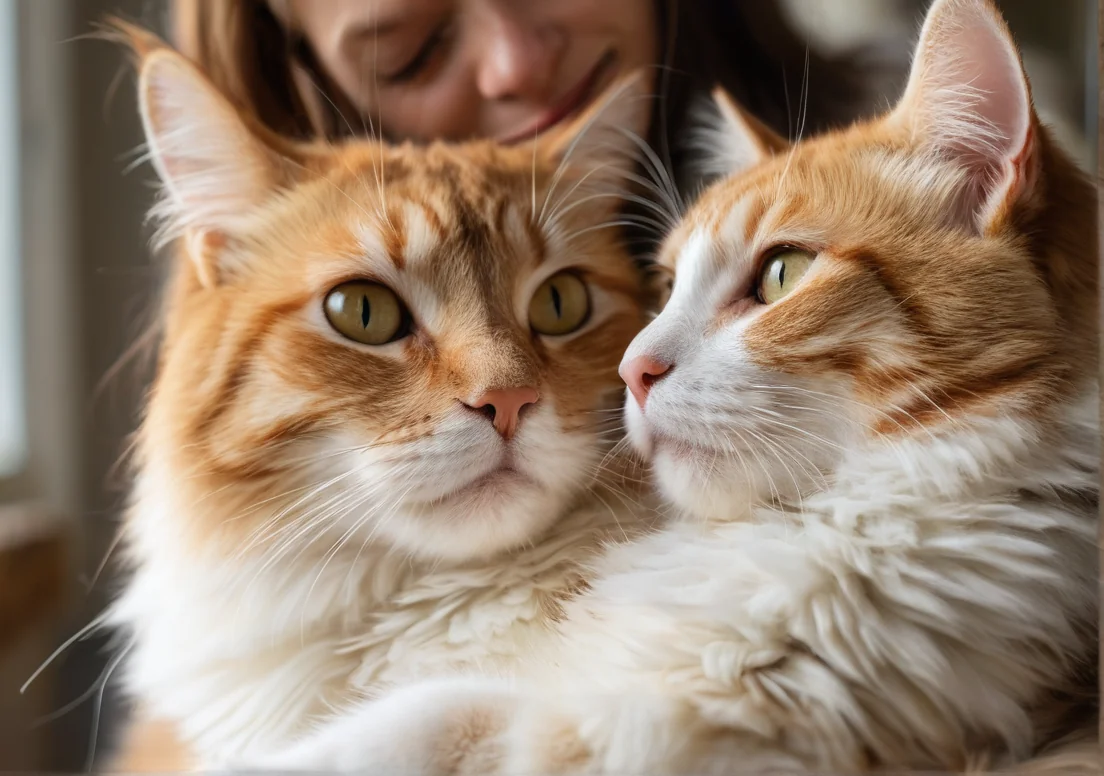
[132, 36, 651, 562]
[621, 0, 1096, 519]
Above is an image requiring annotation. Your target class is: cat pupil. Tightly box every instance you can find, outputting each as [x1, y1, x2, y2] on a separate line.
[551, 285, 563, 318]
[360, 295, 371, 328]
[778, 262, 786, 287]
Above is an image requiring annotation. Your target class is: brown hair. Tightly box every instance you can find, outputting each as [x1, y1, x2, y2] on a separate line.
[172, 0, 357, 139]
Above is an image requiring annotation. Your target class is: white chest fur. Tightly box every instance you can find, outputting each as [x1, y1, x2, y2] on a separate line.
[108, 477, 654, 762]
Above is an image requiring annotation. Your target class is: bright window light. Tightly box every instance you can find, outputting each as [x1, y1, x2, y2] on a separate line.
[0, 0, 25, 477]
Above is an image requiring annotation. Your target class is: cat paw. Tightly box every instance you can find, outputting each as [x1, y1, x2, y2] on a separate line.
[503, 692, 713, 776]
[233, 677, 519, 774]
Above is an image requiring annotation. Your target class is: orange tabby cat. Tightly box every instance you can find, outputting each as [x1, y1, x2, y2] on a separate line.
[104, 27, 661, 769]
[240, 0, 1098, 772]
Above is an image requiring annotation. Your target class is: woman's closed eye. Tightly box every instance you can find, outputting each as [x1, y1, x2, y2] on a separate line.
[382, 19, 454, 85]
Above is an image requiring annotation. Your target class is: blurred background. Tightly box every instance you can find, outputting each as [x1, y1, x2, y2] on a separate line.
[0, 0, 1096, 770]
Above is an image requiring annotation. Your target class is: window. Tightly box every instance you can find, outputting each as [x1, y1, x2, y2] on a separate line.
[0, 0, 23, 477]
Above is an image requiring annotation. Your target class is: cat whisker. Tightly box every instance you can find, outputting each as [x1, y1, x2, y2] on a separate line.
[244, 479, 387, 577]
[342, 481, 420, 599]
[898, 379, 964, 427]
[366, 27, 392, 216]
[723, 415, 829, 475]
[594, 434, 640, 473]
[300, 486, 410, 633]
[773, 47, 811, 202]
[587, 487, 632, 545]
[299, 60, 391, 228]
[537, 82, 649, 226]
[737, 424, 824, 512]
[724, 423, 785, 509]
[530, 119, 539, 221]
[21, 610, 111, 695]
[542, 162, 627, 233]
[560, 218, 663, 246]
[585, 405, 628, 414]
[549, 186, 678, 237]
[587, 456, 651, 491]
[231, 440, 430, 549]
[235, 469, 361, 558]
[609, 122, 684, 222]
[84, 641, 133, 771]
[543, 161, 679, 233]
[283, 156, 378, 228]
[750, 384, 917, 435]
[272, 466, 416, 558]
[236, 478, 399, 616]
[744, 409, 844, 452]
[83, 530, 125, 595]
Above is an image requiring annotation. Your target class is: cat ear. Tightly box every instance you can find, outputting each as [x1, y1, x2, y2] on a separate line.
[537, 69, 653, 195]
[694, 87, 788, 178]
[889, 0, 1038, 231]
[131, 32, 287, 284]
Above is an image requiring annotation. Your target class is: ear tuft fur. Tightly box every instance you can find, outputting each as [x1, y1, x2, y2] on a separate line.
[889, 0, 1038, 230]
[688, 87, 789, 184]
[116, 25, 290, 284]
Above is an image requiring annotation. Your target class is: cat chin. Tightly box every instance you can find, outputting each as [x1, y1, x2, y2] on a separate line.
[626, 403, 789, 519]
[651, 448, 760, 521]
[650, 439, 823, 522]
[374, 481, 568, 562]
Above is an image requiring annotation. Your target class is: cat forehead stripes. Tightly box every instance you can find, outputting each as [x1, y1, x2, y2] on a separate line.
[350, 176, 549, 274]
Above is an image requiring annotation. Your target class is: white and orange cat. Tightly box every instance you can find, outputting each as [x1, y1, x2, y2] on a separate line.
[105, 29, 663, 770]
[245, 0, 1099, 772]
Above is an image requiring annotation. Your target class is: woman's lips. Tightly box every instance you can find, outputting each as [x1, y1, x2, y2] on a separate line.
[498, 50, 617, 144]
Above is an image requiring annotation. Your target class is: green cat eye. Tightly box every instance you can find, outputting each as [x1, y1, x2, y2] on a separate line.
[529, 271, 591, 336]
[757, 249, 816, 305]
[324, 281, 409, 345]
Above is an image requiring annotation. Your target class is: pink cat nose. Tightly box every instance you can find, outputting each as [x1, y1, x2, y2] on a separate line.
[619, 356, 671, 408]
[466, 387, 540, 440]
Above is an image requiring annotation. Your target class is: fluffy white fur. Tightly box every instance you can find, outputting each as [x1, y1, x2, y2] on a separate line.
[238, 1, 1098, 772]
[111, 471, 655, 765]
[241, 233, 1098, 772]
[252, 392, 1096, 771]
[237, 349, 1097, 770]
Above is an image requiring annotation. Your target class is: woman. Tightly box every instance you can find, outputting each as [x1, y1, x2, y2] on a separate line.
[171, 0, 877, 199]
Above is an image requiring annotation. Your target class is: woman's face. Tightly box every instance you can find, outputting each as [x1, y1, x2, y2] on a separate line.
[279, 0, 658, 143]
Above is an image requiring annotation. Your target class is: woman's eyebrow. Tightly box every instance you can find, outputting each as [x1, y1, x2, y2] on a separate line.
[355, 0, 451, 39]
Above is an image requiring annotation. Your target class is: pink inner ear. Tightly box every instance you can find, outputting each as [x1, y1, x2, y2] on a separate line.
[934, 15, 1030, 170]
[900, 0, 1035, 227]
[139, 51, 278, 244]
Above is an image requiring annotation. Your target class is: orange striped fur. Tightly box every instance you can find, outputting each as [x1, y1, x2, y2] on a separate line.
[106, 28, 654, 770]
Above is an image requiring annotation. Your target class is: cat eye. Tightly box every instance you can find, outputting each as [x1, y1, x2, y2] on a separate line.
[324, 281, 410, 345]
[757, 249, 816, 305]
[529, 272, 591, 336]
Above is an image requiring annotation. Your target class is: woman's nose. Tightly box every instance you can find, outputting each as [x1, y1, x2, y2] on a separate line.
[473, 10, 563, 102]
